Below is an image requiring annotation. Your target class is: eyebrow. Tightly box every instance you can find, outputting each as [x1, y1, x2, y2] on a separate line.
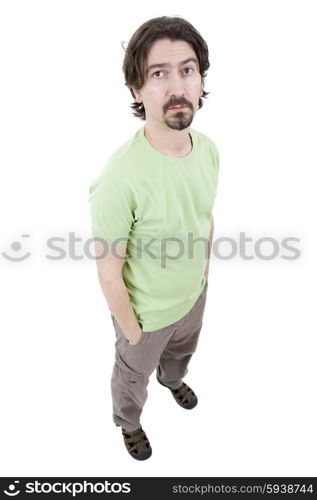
[146, 57, 199, 76]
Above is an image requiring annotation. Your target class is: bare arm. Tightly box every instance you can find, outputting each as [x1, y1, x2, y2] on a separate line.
[204, 215, 214, 280]
[94, 240, 142, 345]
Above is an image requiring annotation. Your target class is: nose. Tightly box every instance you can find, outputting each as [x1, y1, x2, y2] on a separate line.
[167, 69, 186, 98]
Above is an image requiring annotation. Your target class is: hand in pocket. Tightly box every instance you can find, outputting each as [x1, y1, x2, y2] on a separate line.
[127, 330, 143, 346]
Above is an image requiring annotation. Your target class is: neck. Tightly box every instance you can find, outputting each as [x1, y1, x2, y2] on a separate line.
[144, 121, 192, 158]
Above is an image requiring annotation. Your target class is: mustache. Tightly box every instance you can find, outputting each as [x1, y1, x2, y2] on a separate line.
[163, 99, 193, 113]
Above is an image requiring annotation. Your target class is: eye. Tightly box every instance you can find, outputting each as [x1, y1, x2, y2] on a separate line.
[183, 67, 194, 75]
[152, 70, 165, 78]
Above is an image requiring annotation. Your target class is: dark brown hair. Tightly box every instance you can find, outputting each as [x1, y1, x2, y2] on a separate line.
[122, 16, 210, 120]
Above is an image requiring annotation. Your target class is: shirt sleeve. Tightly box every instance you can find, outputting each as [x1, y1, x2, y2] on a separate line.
[88, 172, 135, 245]
[208, 139, 220, 212]
[209, 138, 219, 173]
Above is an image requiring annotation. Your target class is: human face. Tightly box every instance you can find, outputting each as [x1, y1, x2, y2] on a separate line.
[133, 38, 204, 130]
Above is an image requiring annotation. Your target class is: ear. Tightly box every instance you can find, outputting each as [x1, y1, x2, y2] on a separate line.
[132, 88, 142, 104]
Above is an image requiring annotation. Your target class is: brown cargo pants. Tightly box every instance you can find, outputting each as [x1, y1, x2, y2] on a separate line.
[110, 280, 209, 431]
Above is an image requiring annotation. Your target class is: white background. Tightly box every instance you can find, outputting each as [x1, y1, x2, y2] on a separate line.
[0, 0, 316, 477]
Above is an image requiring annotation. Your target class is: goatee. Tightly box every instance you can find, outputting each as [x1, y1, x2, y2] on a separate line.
[164, 110, 194, 131]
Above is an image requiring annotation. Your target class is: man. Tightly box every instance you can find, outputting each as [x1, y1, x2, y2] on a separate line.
[89, 16, 219, 460]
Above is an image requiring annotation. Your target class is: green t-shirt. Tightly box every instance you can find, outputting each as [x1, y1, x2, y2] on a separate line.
[89, 125, 219, 331]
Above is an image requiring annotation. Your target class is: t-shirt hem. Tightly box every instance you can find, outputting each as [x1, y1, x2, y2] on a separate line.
[141, 278, 207, 332]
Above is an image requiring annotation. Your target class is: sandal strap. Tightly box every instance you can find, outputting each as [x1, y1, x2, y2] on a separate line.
[156, 375, 198, 409]
[122, 427, 150, 455]
[173, 383, 196, 405]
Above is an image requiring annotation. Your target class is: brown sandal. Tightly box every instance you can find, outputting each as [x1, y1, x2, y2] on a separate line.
[157, 375, 198, 409]
[121, 426, 152, 460]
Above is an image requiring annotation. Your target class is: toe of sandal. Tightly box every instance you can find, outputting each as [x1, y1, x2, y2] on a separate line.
[157, 375, 198, 409]
[122, 426, 152, 460]
[172, 382, 198, 409]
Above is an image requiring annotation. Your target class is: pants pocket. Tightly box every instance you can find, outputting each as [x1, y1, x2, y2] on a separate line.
[111, 313, 146, 348]
[126, 330, 147, 348]
[115, 351, 145, 386]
